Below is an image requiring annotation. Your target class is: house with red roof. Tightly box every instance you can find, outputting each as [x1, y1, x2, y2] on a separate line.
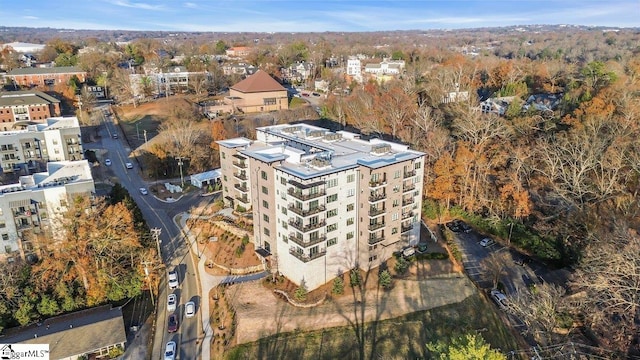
[229, 70, 288, 113]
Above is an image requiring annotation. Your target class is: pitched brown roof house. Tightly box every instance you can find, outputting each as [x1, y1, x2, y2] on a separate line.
[229, 70, 288, 113]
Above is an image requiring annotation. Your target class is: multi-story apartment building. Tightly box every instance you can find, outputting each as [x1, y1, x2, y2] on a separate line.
[0, 91, 61, 130]
[0, 117, 84, 174]
[218, 124, 425, 290]
[4, 66, 87, 87]
[0, 160, 95, 263]
[346, 57, 362, 82]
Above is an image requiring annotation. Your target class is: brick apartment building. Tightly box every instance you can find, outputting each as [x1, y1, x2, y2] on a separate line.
[217, 124, 425, 290]
[0, 91, 61, 130]
[5, 66, 86, 87]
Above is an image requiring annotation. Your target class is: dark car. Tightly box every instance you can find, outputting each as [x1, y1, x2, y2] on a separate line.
[514, 256, 530, 266]
[167, 314, 179, 333]
[459, 221, 472, 233]
[445, 221, 460, 232]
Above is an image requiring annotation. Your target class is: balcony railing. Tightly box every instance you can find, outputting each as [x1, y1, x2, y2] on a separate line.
[288, 233, 327, 247]
[234, 183, 248, 192]
[368, 193, 386, 203]
[288, 219, 326, 232]
[234, 195, 249, 204]
[289, 247, 327, 262]
[232, 161, 248, 169]
[368, 235, 385, 245]
[288, 204, 325, 217]
[368, 207, 386, 217]
[402, 197, 415, 206]
[401, 224, 414, 233]
[368, 222, 386, 231]
[287, 188, 325, 201]
[403, 170, 416, 179]
[403, 183, 416, 193]
[233, 172, 247, 181]
[402, 211, 414, 220]
[369, 179, 387, 188]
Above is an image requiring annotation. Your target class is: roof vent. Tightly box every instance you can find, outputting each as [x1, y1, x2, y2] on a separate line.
[307, 130, 324, 139]
[309, 155, 331, 169]
[371, 143, 391, 155]
[282, 126, 300, 134]
[323, 132, 342, 142]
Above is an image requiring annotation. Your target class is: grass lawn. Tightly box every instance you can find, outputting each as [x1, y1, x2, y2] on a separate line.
[289, 97, 308, 108]
[224, 292, 518, 360]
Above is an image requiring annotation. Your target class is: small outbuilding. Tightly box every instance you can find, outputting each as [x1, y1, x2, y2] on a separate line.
[190, 169, 222, 189]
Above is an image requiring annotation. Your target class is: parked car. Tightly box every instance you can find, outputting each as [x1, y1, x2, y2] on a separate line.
[167, 313, 179, 333]
[112, 133, 118, 139]
[445, 220, 461, 232]
[168, 270, 179, 289]
[416, 242, 428, 253]
[164, 341, 176, 360]
[185, 301, 196, 318]
[104, 159, 111, 166]
[139, 187, 148, 195]
[302, 93, 310, 97]
[402, 247, 416, 258]
[490, 289, 508, 310]
[459, 221, 472, 233]
[480, 238, 495, 247]
[514, 256, 530, 266]
[125, 162, 133, 169]
[167, 294, 177, 313]
[312, 92, 320, 97]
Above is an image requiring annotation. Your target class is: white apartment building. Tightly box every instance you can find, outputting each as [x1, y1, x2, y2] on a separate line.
[364, 59, 406, 75]
[0, 160, 95, 263]
[346, 57, 362, 82]
[218, 124, 425, 291]
[0, 117, 84, 174]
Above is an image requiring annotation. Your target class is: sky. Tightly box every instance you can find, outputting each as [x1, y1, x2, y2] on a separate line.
[0, 0, 638, 32]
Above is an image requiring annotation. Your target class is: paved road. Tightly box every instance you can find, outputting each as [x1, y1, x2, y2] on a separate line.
[86, 105, 203, 360]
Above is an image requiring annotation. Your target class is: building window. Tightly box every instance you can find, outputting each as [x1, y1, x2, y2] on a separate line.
[415, 162, 421, 169]
[1, 234, 8, 241]
[327, 178, 338, 187]
[261, 171, 267, 180]
[0, 221, 5, 228]
[264, 97, 276, 105]
[262, 186, 268, 194]
[347, 188, 355, 197]
[347, 217, 354, 226]
[392, 227, 398, 234]
[347, 231, 354, 239]
[262, 200, 269, 209]
[282, 222, 288, 230]
[368, 255, 378, 262]
[263, 214, 270, 223]
[328, 238, 337, 246]
[392, 213, 399, 221]
[393, 199, 399, 207]
[347, 203, 354, 211]
[264, 228, 270, 236]
[394, 170, 401, 179]
[221, 152, 226, 159]
[326, 194, 337, 203]
[327, 223, 337, 232]
[281, 207, 287, 215]
[326, 209, 337, 218]
[282, 234, 288, 243]
[281, 177, 286, 185]
[223, 175, 227, 181]
[347, 174, 355, 182]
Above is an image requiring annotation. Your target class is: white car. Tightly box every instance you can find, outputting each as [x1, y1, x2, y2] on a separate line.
[480, 238, 495, 247]
[104, 159, 111, 166]
[168, 270, 179, 289]
[185, 301, 196, 318]
[490, 289, 508, 310]
[164, 341, 176, 360]
[139, 187, 148, 195]
[125, 162, 133, 169]
[167, 294, 177, 313]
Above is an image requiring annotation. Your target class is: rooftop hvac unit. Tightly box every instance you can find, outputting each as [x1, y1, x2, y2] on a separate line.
[307, 130, 324, 139]
[323, 132, 342, 142]
[371, 144, 391, 155]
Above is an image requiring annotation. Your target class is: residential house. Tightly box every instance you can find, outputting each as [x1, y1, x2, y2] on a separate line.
[225, 46, 252, 58]
[282, 61, 314, 83]
[5, 66, 86, 87]
[217, 124, 424, 291]
[364, 59, 405, 75]
[129, 66, 209, 97]
[0, 305, 126, 360]
[0, 160, 94, 262]
[0, 91, 61, 129]
[0, 116, 83, 174]
[522, 93, 562, 113]
[228, 70, 288, 113]
[480, 96, 515, 116]
[223, 63, 257, 77]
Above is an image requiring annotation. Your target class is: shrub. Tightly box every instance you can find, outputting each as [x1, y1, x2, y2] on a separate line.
[294, 284, 307, 301]
[332, 277, 344, 295]
[236, 205, 246, 213]
[379, 269, 392, 289]
[394, 256, 409, 275]
[241, 235, 249, 246]
[349, 269, 361, 287]
[416, 252, 449, 260]
[235, 244, 245, 257]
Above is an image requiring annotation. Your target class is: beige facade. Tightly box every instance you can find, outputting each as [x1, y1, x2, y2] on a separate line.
[228, 89, 289, 113]
[217, 124, 424, 291]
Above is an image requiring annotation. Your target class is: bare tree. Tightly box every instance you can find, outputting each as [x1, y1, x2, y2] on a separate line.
[481, 252, 509, 289]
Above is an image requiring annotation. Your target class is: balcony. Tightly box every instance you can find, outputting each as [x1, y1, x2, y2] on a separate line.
[368, 222, 386, 231]
[401, 224, 414, 233]
[402, 197, 415, 206]
[233, 172, 247, 181]
[288, 219, 326, 232]
[369, 178, 387, 189]
[234, 183, 248, 192]
[234, 195, 249, 204]
[403, 170, 416, 179]
[368, 193, 386, 203]
[288, 204, 325, 217]
[403, 183, 416, 193]
[368, 207, 386, 217]
[288, 233, 327, 247]
[368, 235, 385, 245]
[289, 247, 327, 262]
[287, 187, 325, 201]
[232, 161, 248, 169]
[402, 211, 414, 220]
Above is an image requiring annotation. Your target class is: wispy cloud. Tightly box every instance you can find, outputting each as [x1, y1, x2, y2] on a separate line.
[23, 15, 39, 20]
[108, 0, 164, 11]
[183, 2, 198, 9]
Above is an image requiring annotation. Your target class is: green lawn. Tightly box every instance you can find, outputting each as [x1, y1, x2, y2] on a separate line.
[118, 114, 162, 148]
[289, 97, 307, 108]
[225, 293, 519, 360]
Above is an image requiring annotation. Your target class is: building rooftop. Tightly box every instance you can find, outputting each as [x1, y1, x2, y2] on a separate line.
[224, 124, 424, 180]
[0, 160, 92, 195]
[6, 66, 85, 76]
[231, 70, 286, 93]
[0, 117, 80, 136]
[0, 305, 125, 360]
[0, 91, 60, 107]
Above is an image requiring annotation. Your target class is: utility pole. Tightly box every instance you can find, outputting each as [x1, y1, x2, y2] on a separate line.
[143, 129, 148, 144]
[176, 157, 186, 187]
[151, 228, 162, 258]
[142, 261, 155, 306]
